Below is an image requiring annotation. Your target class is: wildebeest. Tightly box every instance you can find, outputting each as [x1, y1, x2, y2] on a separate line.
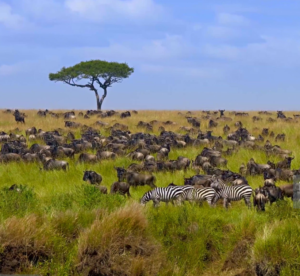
[120, 111, 131, 118]
[208, 119, 218, 128]
[43, 159, 69, 171]
[83, 171, 102, 185]
[280, 184, 293, 199]
[277, 111, 286, 119]
[262, 184, 284, 204]
[78, 153, 98, 163]
[184, 175, 213, 187]
[110, 182, 131, 197]
[13, 110, 25, 124]
[276, 156, 294, 169]
[223, 125, 230, 134]
[253, 187, 268, 211]
[114, 167, 156, 188]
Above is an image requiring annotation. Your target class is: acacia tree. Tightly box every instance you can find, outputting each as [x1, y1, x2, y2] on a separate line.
[49, 60, 134, 110]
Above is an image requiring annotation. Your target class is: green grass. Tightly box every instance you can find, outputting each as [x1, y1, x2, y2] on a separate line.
[0, 110, 300, 275]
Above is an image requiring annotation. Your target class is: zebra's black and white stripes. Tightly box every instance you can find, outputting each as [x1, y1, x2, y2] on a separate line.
[185, 187, 217, 207]
[140, 185, 217, 207]
[141, 186, 192, 207]
[211, 177, 252, 208]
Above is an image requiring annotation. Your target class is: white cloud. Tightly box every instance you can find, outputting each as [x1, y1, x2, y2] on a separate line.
[206, 26, 241, 39]
[0, 1, 25, 29]
[0, 64, 22, 76]
[202, 44, 239, 60]
[68, 34, 195, 61]
[140, 64, 225, 79]
[18, 0, 67, 23]
[65, 0, 163, 22]
[217, 13, 250, 26]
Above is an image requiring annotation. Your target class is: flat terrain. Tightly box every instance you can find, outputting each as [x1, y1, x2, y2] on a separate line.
[0, 109, 300, 276]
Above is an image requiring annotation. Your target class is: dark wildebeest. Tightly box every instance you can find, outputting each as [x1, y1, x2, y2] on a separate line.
[77, 153, 98, 163]
[223, 125, 230, 134]
[280, 184, 293, 199]
[262, 128, 269, 136]
[184, 175, 213, 187]
[110, 182, 131, 197]
[83, 171, 102, 185]
[13, 110, 25, 124]
[65, 121, 81, 128]
[114, 167, 156, 188]
[276, 157, 294, 169]
[120, 111, 131, 118]
[262, 184, 284, 204]
[253, 187, 268, 211]
[209, 119, 218, 128]
[277, 111, 286, 119]
[43, 159, 69, 171]
[25, 127, 37, 136]
[275, 133, 285, 142]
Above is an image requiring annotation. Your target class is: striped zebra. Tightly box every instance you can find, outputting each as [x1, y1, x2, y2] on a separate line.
[184, 187, 217, 207]
[141, 185, 192, 207]
[211, 176, 252, 209]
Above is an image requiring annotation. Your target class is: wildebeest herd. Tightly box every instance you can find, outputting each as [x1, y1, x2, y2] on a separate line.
[0, 109, 298, 211]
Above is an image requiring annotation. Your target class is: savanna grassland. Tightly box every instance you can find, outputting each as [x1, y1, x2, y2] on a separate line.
[1, 110, 300, 276]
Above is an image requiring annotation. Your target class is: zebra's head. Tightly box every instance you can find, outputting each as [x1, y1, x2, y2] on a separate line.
[211, 176, 225, 190]
[140, 191, 152, 205]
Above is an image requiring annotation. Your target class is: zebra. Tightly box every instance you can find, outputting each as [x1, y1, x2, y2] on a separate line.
[141, 186, 191, 207]
[184, 187, 217, 207]
[210, 176, 252, 209]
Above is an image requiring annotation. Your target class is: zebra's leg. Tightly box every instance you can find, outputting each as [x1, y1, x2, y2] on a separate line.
[153, 199, 160, 208]
[207, 198, 213, 207]
[244, 196, 252, 209]
[212, 195, 219, 207]
[224, 198, 229, 209]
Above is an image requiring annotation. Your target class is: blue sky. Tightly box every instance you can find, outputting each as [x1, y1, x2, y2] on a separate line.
[1, 0, 300, 110]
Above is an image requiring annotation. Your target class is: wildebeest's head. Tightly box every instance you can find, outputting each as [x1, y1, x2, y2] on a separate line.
[114, 166, 126, 181]
[219, 110, 225, 117]
[83, 171, 91, 182]
[184, 177, 192, 185]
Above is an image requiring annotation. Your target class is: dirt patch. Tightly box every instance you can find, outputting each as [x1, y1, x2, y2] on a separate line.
[0, 244, 49, 274]
[77, 239, 162, 276]
[76, 204, 165, 276]
[222, 239, 256, 276]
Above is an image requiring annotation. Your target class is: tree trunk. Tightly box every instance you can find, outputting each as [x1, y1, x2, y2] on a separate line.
[94, 90, 101, 110]
[98, 87, 107, 110]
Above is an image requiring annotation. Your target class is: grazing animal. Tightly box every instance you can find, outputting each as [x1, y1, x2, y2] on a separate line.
[140, 186, 185, 207]
[280, 184, 293, 199]
[276, 157, 294, 169]
[115, 167, 156, 188]
[185, 187, 217, 207]
[110, 182, 131, 197]
[43, 159, 69, 171]
[83, 171, 102, 185]
[253, 187, 268, 211]
[13, 110, 25, 124]
[211, 176, 252, 208]
[262, 185, 284, 204]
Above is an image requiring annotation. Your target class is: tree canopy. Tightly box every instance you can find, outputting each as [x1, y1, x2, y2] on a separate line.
[49, 60, 134, 110]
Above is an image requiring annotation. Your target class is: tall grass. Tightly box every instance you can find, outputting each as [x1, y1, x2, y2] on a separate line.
[0, 109, 300, 275]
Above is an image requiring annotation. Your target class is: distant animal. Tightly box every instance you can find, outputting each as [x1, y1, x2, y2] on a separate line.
[115, 167, 156, 188]
[43, 159, 69, 171]
[13, 110, 25, 124]
[110, 182, 131, 197]
[83, 171, 102, 185]
[253, 187, 268, 211]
